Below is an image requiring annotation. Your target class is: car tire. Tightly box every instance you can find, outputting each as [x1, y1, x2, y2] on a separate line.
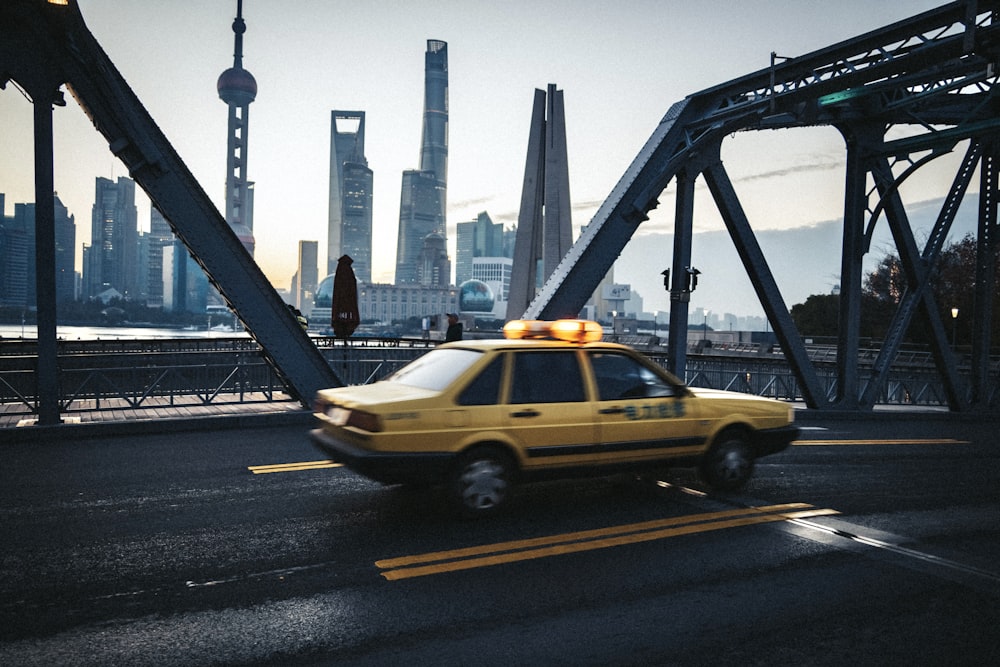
[700, 431, 754, 491]
[448, 446, 515, 517]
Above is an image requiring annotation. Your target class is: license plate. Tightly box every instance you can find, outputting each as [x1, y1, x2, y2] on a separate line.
[328, 407, 351, 426]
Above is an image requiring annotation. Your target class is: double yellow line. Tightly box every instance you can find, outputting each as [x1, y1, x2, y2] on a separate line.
[376, 503, 838, 581]
[248, 460, 341, 474]
[794, 438, 967, 446]
[249, 439, 967, 474]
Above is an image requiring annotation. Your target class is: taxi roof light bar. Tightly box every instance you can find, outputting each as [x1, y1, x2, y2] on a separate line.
[503, 319, 603, 344]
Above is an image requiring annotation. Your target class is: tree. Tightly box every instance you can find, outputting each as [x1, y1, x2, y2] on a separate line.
[860, 233, 998, 346]
[790, 294, 838, 337]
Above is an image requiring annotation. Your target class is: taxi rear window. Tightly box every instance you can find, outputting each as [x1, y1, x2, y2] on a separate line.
[387, 348, 484, 392]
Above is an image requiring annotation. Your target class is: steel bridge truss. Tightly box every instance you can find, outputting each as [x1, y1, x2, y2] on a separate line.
[526, 0, 1000, 411]
[0, 0, 342, 424]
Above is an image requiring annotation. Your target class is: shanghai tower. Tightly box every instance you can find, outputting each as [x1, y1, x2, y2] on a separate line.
[217, 0, 257, 256]
[395, 40, 449, 285]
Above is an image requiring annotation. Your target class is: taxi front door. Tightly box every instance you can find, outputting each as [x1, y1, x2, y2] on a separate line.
[587, 351, 711, 464]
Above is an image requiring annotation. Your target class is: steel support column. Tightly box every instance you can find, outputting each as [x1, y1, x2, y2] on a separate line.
[972, 138, 998, 407]
[834, 125, 876, 409]
[666, 169, 696, 377]
[702, 158, 829, 408]
[862, 152, 975, 410]
[33, 97, 60, 425]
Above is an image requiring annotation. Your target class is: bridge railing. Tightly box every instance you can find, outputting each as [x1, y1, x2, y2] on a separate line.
[0, 337, 996, 420]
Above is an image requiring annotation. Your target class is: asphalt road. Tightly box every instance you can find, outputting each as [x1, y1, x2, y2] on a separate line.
[1, 413, 998, 666]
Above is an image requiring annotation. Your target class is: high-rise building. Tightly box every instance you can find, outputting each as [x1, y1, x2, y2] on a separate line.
[53, 195, 76, 304]
[455, 211, 506, 285]
[0, 194, 27, 308]
[506, 84, 573, 320]
[162, 241, 208, 314]
[417, 232, 450, 287]
[85, 176, 137, 301]
[143, 207, 175, 308]
[217, 0, 257, 256]
[328, 111, 373, 281]
[0, 195, 75, 308]
[472, 256, 513, 317]
[296, 240, 318, 313]
[395, 40, 449, 285]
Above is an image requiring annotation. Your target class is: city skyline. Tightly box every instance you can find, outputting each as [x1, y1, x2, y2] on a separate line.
[0, 0, 967, 318]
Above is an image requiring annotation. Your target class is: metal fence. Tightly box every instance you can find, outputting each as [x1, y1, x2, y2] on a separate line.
[0, 336, 997, 420]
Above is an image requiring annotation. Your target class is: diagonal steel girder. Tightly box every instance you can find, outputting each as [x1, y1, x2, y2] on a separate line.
[0, 0, 341, 405]
[860, 148, 979, 410]
[701, 156, 829, 409]
[525, 1, 998, 411]
[971, 139, 999, 407]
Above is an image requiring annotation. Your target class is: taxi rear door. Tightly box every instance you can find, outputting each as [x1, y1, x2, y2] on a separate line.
[502, 349, 599, 471]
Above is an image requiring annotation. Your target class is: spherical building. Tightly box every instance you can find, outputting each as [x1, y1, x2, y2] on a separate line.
[217, 66, 257, 106]
[458, 279, 495, 313]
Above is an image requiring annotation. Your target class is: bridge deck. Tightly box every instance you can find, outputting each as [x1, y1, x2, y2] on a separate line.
[0, 394, 306, 431]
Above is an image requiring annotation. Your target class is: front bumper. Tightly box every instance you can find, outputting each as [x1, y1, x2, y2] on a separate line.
[753, 425, 800, 457]
[310, 428, 453, 485]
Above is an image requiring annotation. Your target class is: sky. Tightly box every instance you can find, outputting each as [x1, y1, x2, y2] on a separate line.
[0, 0, 972, 318]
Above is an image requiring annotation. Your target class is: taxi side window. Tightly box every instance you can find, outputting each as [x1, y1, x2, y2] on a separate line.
[590, 352, 676, 400]
[510, 351, 585, 403]
[457, 356, 504, 406]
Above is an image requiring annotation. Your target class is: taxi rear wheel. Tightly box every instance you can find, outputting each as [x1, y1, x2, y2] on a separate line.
[448, 446, 515, 517]
[700, 431, 754, 491]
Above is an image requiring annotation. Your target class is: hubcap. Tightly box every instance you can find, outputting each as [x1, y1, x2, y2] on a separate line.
[718, 448, 748, 482]
[460, 459, 507, 509]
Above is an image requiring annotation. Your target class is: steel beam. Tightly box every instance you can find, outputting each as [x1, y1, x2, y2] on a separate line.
[863, 154, 973, 410]
[665, 169, 696, 377]
[972, 139, 998, 407]
[833, 124, 877, 409]
[702, 158, 829, 409]
[33, 96, 60, 425]
[0, 1, 341, 404]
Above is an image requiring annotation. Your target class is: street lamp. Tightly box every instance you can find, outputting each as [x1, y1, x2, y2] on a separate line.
[951, 307, 959, 346]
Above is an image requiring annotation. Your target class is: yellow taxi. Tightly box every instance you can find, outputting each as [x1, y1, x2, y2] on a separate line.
[311, 319, 798, 516]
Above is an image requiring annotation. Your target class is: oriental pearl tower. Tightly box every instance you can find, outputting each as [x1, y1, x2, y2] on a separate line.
[217, 0, 257, 256]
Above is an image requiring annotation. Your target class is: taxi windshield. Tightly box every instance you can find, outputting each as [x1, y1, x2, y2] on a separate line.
[387, 348, 485, 391]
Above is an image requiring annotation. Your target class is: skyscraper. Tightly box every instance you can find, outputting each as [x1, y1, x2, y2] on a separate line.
[328, 111, 373, 282]
[506, 84, 573, 320]
[85, 176, 137, 300]
[455, 211, 506, 285]
[144, 207, 174, 308]
[52, 195, 76, 304]
[0, 195, 76, 308]
[296, 239, 318, 313]
[0, 195, 27, 308]
[395, 40, 449, 285]
[217, 0, 257, 256]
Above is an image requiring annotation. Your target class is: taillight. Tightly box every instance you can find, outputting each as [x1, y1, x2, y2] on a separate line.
[347, 410, 382, 433]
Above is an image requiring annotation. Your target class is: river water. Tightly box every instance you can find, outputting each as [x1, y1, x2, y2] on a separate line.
[0, 324, 249, 341]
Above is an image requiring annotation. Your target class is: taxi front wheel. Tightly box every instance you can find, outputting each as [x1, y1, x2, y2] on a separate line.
[449, 446, 515, 517]
[700, 431, 754, 491]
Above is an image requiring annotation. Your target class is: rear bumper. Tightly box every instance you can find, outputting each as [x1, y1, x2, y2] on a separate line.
[753, 424, 800, 457]
[310, 428, 452, 485]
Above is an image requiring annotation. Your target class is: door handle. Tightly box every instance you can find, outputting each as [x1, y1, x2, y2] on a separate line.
[599, 407, 626, 414]
[511, 409, 540, 418]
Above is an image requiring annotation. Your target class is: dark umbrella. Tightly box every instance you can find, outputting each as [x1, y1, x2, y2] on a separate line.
[331, 254, 360, 339]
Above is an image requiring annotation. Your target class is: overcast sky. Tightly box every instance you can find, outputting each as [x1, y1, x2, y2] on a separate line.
[1, 0, 970, 317]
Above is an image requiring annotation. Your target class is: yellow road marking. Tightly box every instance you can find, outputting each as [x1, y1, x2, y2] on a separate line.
[248, 460, 342, 474]
[793, 438, 967, 446]
[377, 504, 839, 581]
[250, 439, 967, 474]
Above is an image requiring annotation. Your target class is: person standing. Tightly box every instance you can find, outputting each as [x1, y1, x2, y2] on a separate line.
[445, 312, 463, 342]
